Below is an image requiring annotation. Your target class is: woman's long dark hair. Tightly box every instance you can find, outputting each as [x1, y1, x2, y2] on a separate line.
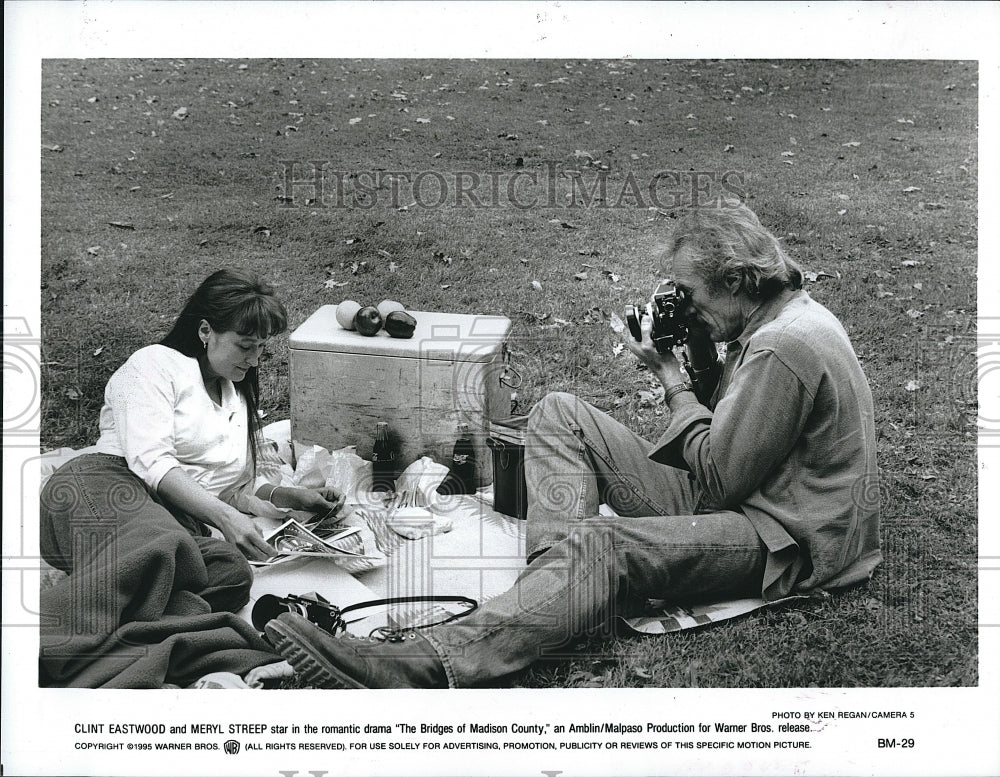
[161, 269, 288, 474]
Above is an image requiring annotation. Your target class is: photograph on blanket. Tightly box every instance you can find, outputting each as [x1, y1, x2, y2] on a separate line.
[4, 3, 997, 777]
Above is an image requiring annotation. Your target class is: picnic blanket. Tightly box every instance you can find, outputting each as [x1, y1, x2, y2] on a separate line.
[38, 524, 282, 689]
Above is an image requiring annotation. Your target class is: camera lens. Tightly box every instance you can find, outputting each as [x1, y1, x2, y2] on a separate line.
[251, 594, 299, 631]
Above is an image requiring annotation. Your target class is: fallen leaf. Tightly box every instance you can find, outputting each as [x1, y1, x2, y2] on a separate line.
[602, 270, 620, 283]
[519, 257, 529, 265]
[574, 272, 589, 281]
[906, 309, 924, 319]
[837, 209, 847, 216]
[42, 143, 64, 152]
[92, 347, 103, 357]
[723, 144, 734, 152]
[377, 249, 392, 259]
[253, 226, 272, 236]
[345, 237, 357, 244]
[913, 282, 923, 291]
[612, 343, 625, 357]
[781, 151, 795, 157]
[632, 666, 652, 680]
[608, 312, 626, 335]
[171, 106, 188, 120]
[901, 260, 921, 268]
[324, 279, 349, 289]
[415, 118, 431, 124]
[876, 285, 894, 299]
[108, 221, 135, 230]
[440, 284, 452, 290]
[348, 117, 363, 125]
[924, 202, 947, 210]
[531, 280, 543, 291]
[902, 186, 922, 193]
[842, 141, 861, 147]
[87, 246, 101, 256]
[388, 261, 399, 273]
[65, 387, 82, 401]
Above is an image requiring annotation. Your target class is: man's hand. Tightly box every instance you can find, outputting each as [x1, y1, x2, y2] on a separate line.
[625, 309, 688, 388]
[684, 319, 716, 366]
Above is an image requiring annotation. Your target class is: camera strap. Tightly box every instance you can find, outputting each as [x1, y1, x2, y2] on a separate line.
[254, 592, 479, 643]
[339, 595, 479, 642]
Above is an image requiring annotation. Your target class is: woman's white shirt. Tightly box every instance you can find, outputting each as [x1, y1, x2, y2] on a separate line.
[95, 344, 251, 500]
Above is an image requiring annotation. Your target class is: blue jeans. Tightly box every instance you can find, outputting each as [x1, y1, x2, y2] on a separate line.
[421, 393, 766, 687]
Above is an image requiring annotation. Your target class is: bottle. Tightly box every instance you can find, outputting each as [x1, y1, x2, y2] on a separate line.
[439, 423, 476, 495]
[371, 422, 396, 493]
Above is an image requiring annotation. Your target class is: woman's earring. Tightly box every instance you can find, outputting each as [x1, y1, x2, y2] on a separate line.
[203, 339, 208, 351]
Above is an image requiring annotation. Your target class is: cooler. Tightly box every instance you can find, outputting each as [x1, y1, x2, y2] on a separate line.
[289, 305, 513, 488]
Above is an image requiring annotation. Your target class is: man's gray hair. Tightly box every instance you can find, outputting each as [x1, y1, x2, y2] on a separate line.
[665, 202, 803, 299]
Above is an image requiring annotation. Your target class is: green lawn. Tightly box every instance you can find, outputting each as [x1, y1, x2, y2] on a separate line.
[40, 58, 978, 687]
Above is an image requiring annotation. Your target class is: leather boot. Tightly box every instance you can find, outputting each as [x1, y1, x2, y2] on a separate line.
[265, 613, 448, 689]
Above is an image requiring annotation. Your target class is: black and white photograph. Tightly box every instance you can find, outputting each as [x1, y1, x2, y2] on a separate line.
[4, 2, 999, 776]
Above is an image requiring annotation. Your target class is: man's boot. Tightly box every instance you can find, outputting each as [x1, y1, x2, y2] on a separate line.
[265, 613, 448, 689]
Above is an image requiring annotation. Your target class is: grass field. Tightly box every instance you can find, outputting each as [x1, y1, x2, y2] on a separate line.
[39, 59, 978, 687]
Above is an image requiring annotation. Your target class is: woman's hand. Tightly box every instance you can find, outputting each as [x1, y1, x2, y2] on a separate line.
[217, 510, 275, 562]
[625, 310, 688, 389]
[271, 486, 345, 517]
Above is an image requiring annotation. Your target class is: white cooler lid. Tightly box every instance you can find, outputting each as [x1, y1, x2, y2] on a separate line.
[290, 304, 511, 363]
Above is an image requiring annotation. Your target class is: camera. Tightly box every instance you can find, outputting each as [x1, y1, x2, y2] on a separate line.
[251, 592, 345, 635]
[624, 279, 690, 353]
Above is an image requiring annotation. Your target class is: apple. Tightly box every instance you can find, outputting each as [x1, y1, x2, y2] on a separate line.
[353, 306, 383, 336]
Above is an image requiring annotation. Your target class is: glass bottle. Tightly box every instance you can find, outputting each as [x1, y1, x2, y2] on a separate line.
[440, 422, 476, 495]
[371, 421, 396, 493]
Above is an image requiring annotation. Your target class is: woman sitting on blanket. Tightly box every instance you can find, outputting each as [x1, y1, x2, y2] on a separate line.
[39, 269, 342, 688]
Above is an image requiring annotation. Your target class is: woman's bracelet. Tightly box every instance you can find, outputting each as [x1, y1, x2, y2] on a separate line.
[260, 483, 279, 503]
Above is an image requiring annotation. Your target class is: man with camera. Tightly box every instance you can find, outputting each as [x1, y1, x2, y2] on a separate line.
[264, 202, 882, 689]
